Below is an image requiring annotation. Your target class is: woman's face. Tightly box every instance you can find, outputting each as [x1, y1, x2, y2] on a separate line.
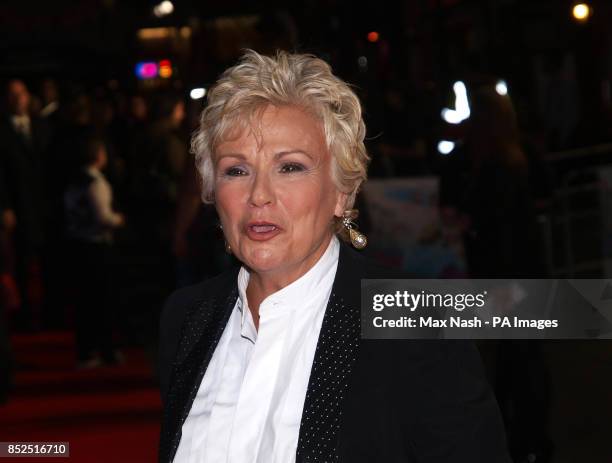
[214, 105, 347, 280]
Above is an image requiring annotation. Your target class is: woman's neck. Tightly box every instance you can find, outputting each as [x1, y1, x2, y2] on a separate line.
[245, 234, 333, 330]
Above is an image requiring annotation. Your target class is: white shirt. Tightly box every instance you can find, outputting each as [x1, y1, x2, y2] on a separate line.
[10, 114, 31, 138]
[174, 236, 340, 463]
[64, 166, 122, 242]
[86, 167, 123, 230]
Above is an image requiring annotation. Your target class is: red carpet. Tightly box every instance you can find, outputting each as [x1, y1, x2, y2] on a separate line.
[0, 332, 161, 462]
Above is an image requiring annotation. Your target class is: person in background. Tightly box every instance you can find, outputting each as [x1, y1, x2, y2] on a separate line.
[37, 78, 68, 329]
[39, 79, 61, 126]
[439, 81, 552, 463]
[172, 157, 232, 288]
[127, 94, 148, 130]
[122, 93, 150, 216]
[137, 93, 186, 240]
[129, 93, 187, 289]
[64, 136, 125, 368]
[440, 82, 545, 277]
[0, 79, 48, 331]
[92, 95, 124, 196]
[0, 168, 18, 403]
[122, 94, 149, 169]
[376, 84, 428, 177]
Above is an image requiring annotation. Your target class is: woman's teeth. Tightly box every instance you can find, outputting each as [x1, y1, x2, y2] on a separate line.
[252, 225, 276, 232]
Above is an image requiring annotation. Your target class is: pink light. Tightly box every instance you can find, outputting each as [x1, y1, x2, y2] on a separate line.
[136, 62, 159, 79]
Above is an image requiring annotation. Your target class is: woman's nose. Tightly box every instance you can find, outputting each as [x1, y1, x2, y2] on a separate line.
[248, 172, 274, 207]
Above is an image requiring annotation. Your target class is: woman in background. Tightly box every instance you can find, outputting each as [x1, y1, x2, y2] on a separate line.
[440, 82, 552, 463]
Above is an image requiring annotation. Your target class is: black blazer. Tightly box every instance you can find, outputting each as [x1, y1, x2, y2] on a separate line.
[158, 242, 511, 463]
[0, 117, 48, 249]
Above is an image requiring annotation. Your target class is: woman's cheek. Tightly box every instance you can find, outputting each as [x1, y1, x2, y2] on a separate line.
[216, 181, 247, 207]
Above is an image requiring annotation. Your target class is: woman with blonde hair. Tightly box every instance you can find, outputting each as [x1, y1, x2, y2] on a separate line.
[159, 50, 510, 463]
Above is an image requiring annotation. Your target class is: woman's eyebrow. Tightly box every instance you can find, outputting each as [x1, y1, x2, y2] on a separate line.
[216, 153, 247, 161]
[276, 149, 314, 160]
[216, 150, 314, 162]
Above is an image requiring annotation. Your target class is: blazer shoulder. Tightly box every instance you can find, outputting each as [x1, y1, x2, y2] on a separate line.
[161, 267, 238, 332]
[158, 267, 238, 402]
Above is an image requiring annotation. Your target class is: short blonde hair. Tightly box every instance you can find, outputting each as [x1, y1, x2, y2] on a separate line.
[191, 49, 369, 210]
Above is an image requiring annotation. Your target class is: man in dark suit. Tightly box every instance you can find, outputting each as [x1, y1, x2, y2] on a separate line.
[0, 79, 48, 330]
[158, 241, 511, 463]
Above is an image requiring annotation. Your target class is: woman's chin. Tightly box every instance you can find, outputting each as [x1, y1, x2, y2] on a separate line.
[241, 248, 285, 274]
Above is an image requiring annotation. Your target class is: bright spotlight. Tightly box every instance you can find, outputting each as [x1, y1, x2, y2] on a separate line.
[437, 140, 455, 155]
[441, 108, 463, 125]
[160, 1, 174, 14]
[441, 81, 470, 124]
[495, 80, 508, 96]
[572, 3, 592, 22]
[153, 0, 174, 17]
[190, 88, 206, 100]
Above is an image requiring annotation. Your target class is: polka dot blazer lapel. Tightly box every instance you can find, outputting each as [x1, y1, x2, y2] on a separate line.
[159, 268, 239, 463]
[296, 242, 365, 463]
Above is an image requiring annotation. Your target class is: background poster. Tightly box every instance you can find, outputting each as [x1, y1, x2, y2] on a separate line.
[361, 178, 467, 278]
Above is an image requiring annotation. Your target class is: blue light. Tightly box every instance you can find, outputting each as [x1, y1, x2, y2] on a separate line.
[135, 62, 158, 80]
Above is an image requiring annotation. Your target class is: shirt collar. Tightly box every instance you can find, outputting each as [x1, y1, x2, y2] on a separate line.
[11, 114, 30, 129]
[86, 166, 103, 178]
[236, 267, 258, 342]
[40, 101, 59, 117]
[236, 235, 340, 333]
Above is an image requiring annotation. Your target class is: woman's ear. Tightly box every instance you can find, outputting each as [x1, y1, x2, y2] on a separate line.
[334, 191, 349, 217]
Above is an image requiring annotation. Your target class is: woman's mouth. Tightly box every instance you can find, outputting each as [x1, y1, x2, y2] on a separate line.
[245, 222, 282, 241]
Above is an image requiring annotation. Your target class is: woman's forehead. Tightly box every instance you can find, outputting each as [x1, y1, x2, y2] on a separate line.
[215, 105, 328, 156]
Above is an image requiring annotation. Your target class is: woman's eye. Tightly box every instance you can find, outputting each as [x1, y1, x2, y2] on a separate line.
[224, 166, 247, 176]
[280, 163, 305, 173]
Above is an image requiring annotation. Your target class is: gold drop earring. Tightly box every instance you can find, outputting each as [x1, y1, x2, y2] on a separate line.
[342, 209, 367, 249]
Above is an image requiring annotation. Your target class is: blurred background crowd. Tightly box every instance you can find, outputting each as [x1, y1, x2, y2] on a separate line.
[2, 1, 612, 462]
